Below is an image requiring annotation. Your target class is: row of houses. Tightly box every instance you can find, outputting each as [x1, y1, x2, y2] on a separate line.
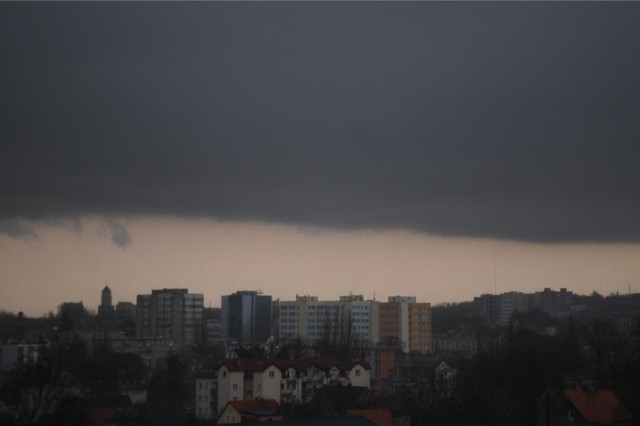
[195, 357, 371, 421]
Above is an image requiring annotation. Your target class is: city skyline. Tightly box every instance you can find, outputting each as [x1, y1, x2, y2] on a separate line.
[2, 3, 640, 316]
[2, 216, 639, 317]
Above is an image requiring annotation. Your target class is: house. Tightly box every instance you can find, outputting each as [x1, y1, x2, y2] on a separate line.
[539, 387, 634, 425]
[216, 399, 281, 424]
[195, 370, 218, 420]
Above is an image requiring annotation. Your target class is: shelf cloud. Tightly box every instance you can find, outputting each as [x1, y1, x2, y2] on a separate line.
[2, 2, 640, 243]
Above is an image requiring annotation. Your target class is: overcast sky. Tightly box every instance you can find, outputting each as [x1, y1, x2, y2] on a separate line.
[1, 3, 639, 315]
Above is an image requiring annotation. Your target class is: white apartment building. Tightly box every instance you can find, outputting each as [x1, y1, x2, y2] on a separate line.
[279, 295, 379, 346]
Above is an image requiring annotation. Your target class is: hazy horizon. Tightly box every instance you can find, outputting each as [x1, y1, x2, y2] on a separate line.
[2, 216, 639, 317]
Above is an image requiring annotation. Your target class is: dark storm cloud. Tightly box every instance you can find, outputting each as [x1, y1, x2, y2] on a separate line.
[103, 220, 132, 249]
[1, 2, 640, 242]
[0, 220, 38, 241]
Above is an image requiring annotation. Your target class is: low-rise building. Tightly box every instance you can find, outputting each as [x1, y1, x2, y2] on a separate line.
[432, 333, 478, 357]
[195, 358, 371, 421]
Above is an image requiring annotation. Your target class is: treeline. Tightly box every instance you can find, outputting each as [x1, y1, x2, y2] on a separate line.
[0, 334, 194, 425]
[415, 316, 640, 425]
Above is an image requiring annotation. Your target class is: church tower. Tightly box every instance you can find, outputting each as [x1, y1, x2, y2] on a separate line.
[99, 285, 114, 318]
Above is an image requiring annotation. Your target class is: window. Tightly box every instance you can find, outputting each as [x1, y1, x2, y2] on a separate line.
[222, 371, 227, 378]
[269, 370, 275, 378]
[355, 369, 361, 377]
[233, 383, 238, 391]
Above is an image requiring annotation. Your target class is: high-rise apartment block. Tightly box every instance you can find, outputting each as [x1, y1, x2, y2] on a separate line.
[474, 288, 574, 327]
[136, 288, 203, 347]
[379, 296, 432, 353]
[221, 291, 272, 344]
[279, 295, 380, 346]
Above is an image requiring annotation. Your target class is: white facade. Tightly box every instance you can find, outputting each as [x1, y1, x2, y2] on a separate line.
[279, 295, 379, 345]
[217, 365, 244, 412]
[252, 364, 282, 402]
[347, 362, 370, 388]
[195, 376, 217, 420]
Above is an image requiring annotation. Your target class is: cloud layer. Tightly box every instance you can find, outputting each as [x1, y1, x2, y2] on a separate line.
[1, 3, 639, 242]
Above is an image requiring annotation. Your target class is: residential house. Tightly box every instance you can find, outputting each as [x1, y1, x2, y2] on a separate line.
[216, 399, 281, 424]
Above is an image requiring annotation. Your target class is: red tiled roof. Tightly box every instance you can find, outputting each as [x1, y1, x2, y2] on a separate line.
[564, 387, 633, 424]
[347, 409, 393, 426]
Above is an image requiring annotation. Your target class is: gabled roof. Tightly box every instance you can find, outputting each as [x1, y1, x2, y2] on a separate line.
[347, 409, 393, 426]
[214, 357, 371, 374]
[564, 387, 633, 424]
[193, 370, 216, 379]
[217, 358, 275, 372]
[216, 399, 281, 423]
